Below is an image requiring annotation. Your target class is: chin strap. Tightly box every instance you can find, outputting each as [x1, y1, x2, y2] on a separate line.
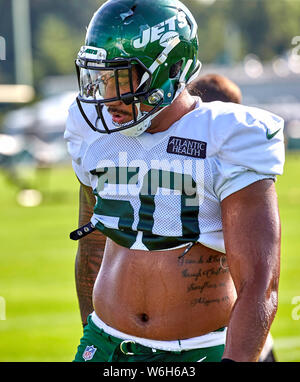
[137, 36, 181, 91]
[119, 102, 167, 137]
[173, 60, 202, 102]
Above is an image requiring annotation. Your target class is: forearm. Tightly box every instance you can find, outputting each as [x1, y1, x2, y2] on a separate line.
[75, 235, 104, 326]
[75, 182, 106, 326]
[223, 283, 278, 361]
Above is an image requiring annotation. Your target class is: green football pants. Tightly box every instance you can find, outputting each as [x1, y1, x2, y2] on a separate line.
[74, 315, 225, 362]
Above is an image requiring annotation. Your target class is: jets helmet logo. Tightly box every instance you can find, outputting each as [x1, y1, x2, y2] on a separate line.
[132, 11, 188, 49]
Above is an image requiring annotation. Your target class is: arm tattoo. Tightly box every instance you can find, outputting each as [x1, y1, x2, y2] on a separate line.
[75, 183, 106, 326]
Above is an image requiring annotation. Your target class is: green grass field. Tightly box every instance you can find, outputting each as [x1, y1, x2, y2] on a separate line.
[0, 153, 299, 362]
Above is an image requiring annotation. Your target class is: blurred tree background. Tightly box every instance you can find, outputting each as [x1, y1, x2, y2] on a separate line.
[0, 0, 299, 88]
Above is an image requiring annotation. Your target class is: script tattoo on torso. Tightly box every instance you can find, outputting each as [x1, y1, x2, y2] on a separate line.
[179, 254, 230, 307]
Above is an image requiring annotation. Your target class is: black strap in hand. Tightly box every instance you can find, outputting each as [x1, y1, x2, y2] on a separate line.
[70, 222, 96, 240]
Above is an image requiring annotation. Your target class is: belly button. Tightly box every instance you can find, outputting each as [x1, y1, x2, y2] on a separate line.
[139, 313, 149, 323]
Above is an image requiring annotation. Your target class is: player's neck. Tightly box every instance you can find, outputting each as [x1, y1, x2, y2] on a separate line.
[146, 90, 197, 134]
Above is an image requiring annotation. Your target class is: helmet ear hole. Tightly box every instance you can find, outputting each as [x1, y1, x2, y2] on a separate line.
[169, 60, 183, 79]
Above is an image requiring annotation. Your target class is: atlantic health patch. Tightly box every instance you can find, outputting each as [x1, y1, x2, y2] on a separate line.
[167, 136, 207, 159]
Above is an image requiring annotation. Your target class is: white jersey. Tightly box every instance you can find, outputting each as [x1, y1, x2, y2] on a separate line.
[64, 98, 285, 253]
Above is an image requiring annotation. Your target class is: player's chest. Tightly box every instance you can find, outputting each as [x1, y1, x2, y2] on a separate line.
[83, 134, 211, 198]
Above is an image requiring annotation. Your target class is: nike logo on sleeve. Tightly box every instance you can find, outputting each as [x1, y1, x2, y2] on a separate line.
[266, 128, 281, 140]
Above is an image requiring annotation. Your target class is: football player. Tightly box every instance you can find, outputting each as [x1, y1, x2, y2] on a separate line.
[64, 0, 284, 362]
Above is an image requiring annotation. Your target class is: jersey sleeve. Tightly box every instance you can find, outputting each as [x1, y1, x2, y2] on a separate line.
[64, 101, 91, 186]
[211, 103, 285, 201]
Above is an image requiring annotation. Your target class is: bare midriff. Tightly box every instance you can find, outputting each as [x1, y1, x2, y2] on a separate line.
[93, 238, 237, 341]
